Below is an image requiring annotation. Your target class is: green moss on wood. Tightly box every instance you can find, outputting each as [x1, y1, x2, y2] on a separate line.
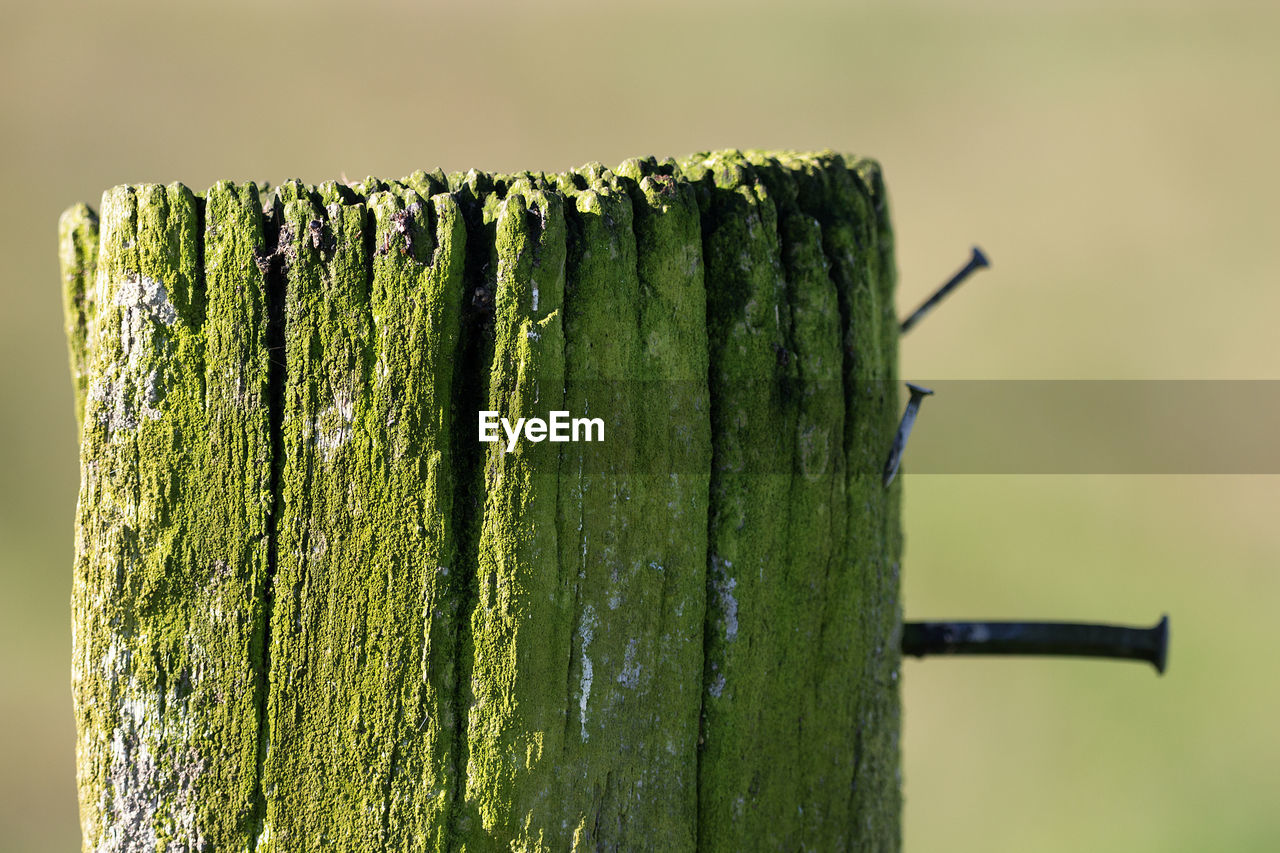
[559, 165, 699, 849]
[258, 181, 470, 852]
[747, 153, 863, 848]
[71, 181, 273, 851]
[767, 151, 904, 845]
[681, 151, 812, 850]
[63, 150, 902, 852]
[618, 158, 712, 850]
[457, 183, 569, 850]
[59, 203, 99, 427]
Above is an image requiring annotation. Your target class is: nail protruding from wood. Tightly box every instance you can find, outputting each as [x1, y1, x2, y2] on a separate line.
[883, 382, 934, 487]
[899, 246, 990, 334]
[901, 615, 1170, 675]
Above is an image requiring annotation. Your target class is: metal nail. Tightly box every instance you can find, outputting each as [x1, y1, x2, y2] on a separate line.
[901, 615, 1170, 675]
[883, 382, 934, 487]
[899, 246, 990, 334]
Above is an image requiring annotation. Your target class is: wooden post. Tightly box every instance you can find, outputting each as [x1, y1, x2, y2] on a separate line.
[61, 151, 903, 851]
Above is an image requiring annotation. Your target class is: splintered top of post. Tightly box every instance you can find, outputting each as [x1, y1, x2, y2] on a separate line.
[60, 151, 894, 426]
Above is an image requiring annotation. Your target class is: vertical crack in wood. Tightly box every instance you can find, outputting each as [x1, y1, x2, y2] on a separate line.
[251, 190, 286, 849]
[444, 169, 497, 850]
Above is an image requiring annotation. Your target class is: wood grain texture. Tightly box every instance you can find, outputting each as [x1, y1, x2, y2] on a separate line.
[61, 151, 902, 852]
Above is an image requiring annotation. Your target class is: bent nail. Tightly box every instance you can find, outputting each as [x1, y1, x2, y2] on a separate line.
[883, 382, 934, 486]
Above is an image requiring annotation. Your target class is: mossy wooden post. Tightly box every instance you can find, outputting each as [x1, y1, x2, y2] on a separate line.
[61, 150, 903, 852]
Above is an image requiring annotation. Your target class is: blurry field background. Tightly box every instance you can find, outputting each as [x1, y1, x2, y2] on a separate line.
[3, 0, 1278, 850]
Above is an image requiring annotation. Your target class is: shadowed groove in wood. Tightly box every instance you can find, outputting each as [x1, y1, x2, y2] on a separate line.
[249, 180, 286, 849]
[61, 151, 901, 852]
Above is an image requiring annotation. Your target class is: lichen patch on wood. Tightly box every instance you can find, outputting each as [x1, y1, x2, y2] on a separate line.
[62, 151, 901, 852]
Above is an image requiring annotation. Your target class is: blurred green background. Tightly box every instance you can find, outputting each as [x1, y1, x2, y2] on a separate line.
[3, 0, 1277, 849]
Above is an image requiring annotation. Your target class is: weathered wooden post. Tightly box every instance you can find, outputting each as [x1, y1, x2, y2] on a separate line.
[61, 150, 902, 851]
